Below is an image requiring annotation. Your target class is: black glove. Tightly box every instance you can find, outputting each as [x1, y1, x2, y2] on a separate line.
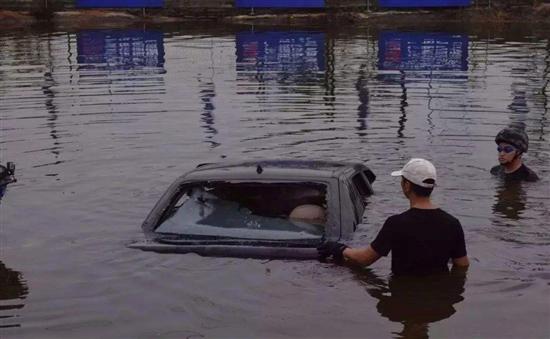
[317, 241, 348, 262]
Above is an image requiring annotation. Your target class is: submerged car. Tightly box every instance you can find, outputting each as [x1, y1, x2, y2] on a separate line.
[129, 160, 376, 259]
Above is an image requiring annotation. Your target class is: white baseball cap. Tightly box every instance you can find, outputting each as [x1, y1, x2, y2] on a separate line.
[391, 158, 437, 188]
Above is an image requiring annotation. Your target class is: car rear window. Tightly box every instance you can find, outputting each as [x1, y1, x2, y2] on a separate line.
[155, 182, 328, 241]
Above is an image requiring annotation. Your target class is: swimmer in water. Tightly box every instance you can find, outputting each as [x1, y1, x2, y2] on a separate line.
[490, 126, 539, 182]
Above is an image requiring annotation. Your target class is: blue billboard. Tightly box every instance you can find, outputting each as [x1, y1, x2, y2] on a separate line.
[76, 30, 165, 70]
[236, 0, 324, 8]
[76, 0, 163, 8]
[378, 32, 468, 71]
[379, 0, 470, 7]
[236, 31, 325, 83]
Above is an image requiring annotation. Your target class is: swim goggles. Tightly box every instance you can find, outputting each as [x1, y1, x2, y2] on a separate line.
[497, 145, 516, 153]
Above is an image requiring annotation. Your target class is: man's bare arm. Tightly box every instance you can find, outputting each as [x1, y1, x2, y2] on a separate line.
[343, 245, 381, 266]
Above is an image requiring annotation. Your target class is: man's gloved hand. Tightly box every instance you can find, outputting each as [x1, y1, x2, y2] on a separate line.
[317, 241, 348, 262]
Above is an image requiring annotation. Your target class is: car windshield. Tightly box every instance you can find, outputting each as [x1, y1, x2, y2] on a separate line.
[155, 181, 328, 241]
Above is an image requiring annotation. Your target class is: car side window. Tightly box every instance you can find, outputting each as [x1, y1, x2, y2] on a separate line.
[347, 180, 364, 226]
[352, 173, 370, 197]
[362, 169, 376, 185]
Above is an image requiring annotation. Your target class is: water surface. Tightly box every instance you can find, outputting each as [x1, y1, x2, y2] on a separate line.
[0, 23, 549, 338]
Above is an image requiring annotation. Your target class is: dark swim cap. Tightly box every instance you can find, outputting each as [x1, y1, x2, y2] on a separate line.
[495, 127, 528, 153]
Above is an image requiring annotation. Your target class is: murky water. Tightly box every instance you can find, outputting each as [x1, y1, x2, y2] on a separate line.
[0, 23, 549, 338]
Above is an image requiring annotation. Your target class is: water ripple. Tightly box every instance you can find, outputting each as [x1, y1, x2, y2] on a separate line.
[0, 27, 549, 339]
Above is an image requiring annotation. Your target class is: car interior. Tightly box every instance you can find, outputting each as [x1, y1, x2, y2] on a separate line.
[154, 181, 329, 239]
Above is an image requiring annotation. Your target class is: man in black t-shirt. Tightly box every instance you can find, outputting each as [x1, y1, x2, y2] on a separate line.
[318, 158, 469, 276]
[490, 127, 539, 182]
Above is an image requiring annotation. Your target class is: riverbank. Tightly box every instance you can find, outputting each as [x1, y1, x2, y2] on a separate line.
[1, 4, 549, 30]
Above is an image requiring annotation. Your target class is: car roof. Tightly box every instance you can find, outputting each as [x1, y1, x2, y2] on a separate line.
[184, 159, 367, 181]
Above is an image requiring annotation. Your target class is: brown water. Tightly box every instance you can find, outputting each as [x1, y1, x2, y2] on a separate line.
[0, 23, 549, 338]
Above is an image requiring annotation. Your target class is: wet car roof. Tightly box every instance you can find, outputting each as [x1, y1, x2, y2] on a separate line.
[186, 159, 364, 181]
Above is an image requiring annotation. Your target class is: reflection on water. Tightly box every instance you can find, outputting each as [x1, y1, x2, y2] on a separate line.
[236, 31, 325, 85]
[76, 30, 165, 69]
[0, 262, 28, 329]
[197, 37, 219, 147]
[376, 31, 470, 139]
[355, 63, 370, 132]
[42, 59, 61, 171]
[378, 32, 468, 71]
[492, 181, 527, 220]
[355, 268, 466, 339]
[198, 78, 219, 147]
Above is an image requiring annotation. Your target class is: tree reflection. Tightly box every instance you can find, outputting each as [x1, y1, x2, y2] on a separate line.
[198, 79, 219, 148]
[355, 64, 370, 133]
[353, 267, 467, 339]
